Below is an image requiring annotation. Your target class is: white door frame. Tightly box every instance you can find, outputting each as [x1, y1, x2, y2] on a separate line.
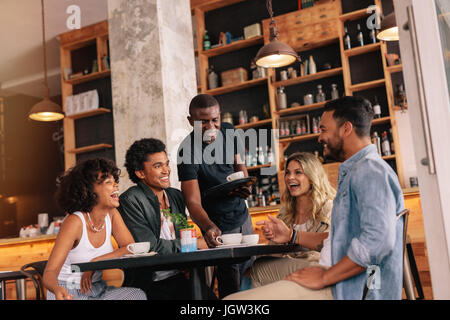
[395, 0, 450, 299]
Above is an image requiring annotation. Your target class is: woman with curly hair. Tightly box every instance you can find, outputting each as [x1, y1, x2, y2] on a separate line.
[43, 158, 146, 300]
[236, 152, 336, 293]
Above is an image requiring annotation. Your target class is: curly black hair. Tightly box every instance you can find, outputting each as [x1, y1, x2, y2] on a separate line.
[55, 158, 120, 214]
[124, 138, 166, 184]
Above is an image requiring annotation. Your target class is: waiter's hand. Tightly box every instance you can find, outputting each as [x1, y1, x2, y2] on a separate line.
[204, 224, 222, 248]
[229, 185, 252, 199]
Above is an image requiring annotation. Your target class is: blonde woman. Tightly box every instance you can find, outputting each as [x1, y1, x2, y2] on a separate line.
[249, 152, 336, 288]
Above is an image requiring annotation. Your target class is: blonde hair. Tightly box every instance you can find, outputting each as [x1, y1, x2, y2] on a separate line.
[278, 152, 336, 230]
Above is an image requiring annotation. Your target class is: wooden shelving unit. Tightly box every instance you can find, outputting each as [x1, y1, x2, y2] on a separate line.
[59, 21, 114, 169]
[191, 0, 407, 200]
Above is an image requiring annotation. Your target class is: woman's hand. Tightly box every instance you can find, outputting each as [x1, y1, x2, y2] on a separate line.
[80, 271, 94, 294]
[54, 286, 73, 300]
[256, 215, 291, 243]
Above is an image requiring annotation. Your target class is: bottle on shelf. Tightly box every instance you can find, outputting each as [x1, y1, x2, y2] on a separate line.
[280, 122, 286, 137]
[207, 65, 218, 90]
[372, 96, 382, 118]
[203, 30, 211, 50]
[239, 110, 248, 124]
[301, 120, 307, 135]
[357, 24, 364, 47]
[389, 128, 395, 154]
[331, 84, 339, 100]
[267, 146, 274, 164]
[344, 26, 351, 50]
[295, 120, 302, 135]
[309, 55, 317, 74]
[258, 189, 266, 207]
[258, 146, 266, 165]
[369, 26, 377, 44]
[285, 121, 291, 136]
[381, 131, 392, 156]
[312, 117, 319, 134]
[371, 131, 381, 156]
[316, 84, 326, 103]
[277, 86, 287, 109]
[395, 84, 407, 111]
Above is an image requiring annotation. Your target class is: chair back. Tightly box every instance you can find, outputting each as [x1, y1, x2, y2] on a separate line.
[397, 209, 410, 257]
[20, 260, 47, 300]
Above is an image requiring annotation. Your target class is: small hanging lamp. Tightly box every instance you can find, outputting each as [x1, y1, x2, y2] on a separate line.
[255, 0, 300, 68]
[377, 12, 399, 41]
[28, 0, 64, 122]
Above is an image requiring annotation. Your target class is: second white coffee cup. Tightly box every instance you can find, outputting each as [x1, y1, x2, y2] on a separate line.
[127, 242, 150, 254]
[242, 234, 259, 245]
[216, 233, 242, 245]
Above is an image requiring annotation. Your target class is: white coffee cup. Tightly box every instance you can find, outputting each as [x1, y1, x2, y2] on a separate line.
[242, 234, 259, 245]
[127, 242, 150, 254]
[216, 233, 243, 245]
[226, 171, 245, 182]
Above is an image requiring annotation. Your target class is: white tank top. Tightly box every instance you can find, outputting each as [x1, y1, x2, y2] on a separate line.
[57, 212, 113, 287]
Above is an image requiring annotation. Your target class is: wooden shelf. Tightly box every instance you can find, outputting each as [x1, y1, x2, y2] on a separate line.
[372, 116, 391, 125]
[382, 154, 396, 161]
[277, 100, 330, 117]
[344, 43, 381, 57]
[201, 36, 264, 57]
[235, 118, 272, 130]
[68, 143, 113, 154]
[247, 163, 273, 171]
[279, 133, 320, 144]
[66, 108, 111, 120]
[65, 70, 111, 85]
[206, 77, 268, 96]
[191, 0, 245, 12]
[248, 204, 281, 214]
[349, 78, 385, 92]
[386, 64, 403, 73]
[339, 9, 370, 22]
[272, 68, 343, 88]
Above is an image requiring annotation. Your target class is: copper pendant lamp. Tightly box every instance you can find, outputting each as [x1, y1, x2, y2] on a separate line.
[377, 12, 399, 41]
[255, 0, 300, 68]
[28, 0, 64, 122]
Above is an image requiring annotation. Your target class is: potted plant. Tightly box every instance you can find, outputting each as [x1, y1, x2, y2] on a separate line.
[162, 209, 196, 252]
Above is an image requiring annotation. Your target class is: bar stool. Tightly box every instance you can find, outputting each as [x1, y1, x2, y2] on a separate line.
[20, 260, 47, 300]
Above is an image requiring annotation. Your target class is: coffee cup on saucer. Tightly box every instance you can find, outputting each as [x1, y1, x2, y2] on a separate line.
[216, 233, 242, 245]
[226, 171, 245, 182]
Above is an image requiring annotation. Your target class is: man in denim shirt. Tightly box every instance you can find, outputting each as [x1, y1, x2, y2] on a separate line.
[286, 96, 405, 299]
[224, 96, 405, 300]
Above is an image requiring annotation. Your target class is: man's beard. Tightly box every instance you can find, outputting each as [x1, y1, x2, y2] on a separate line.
[323, 139, 345, 162]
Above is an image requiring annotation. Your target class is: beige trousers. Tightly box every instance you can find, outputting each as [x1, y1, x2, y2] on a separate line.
[250, 256, 316, 287]
[224, 257, 333, 300]
[223, 280, 333, 300]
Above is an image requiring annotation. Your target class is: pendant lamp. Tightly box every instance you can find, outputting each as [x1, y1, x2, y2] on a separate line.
[28, 0, 64, 122]
[255, 0, 300, 68]
[377, 12, 399, 41]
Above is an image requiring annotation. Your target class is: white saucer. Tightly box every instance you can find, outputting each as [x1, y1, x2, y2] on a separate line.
[215, 243, 249, 249]
[123, 251, 158, 258]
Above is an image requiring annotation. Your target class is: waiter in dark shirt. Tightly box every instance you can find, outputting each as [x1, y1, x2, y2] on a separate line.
[177, 94, 255, 298]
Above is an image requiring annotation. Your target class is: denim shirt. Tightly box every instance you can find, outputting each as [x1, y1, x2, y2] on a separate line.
[330, 144, 405, 300]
